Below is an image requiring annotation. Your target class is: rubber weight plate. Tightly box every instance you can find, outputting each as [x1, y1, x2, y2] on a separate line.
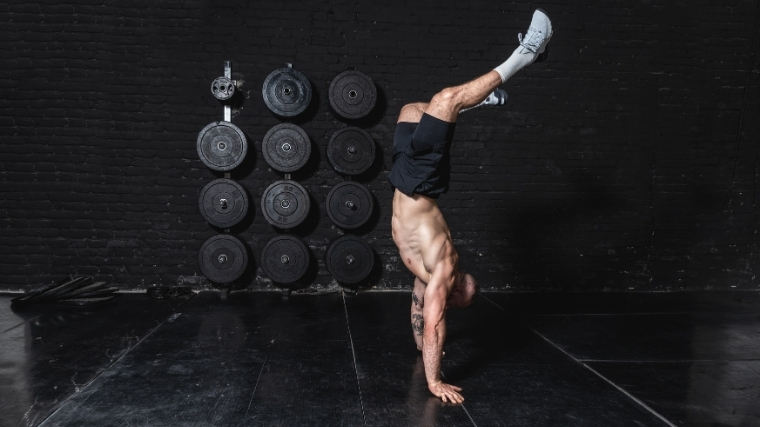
[262, 123, 311, 172]
[327, 127, 375, 175]
[260, 180, 310, 229]
[199, 178, 249, 228]
[328, 70, 377, 119]
[326, 236, 374, 284]
[198, 234, 249, 283]
[211, 76, 235, 101]
[197, 121, 248, 171]
[326, 182, 374, 229]
[262, 67, 312, 117]
[261, 235, 310, 284]
[11, 277, 73, 305]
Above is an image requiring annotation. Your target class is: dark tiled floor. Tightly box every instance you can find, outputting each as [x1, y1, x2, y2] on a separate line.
[0, 293, 190, 427]
[0, 290, 758, 427]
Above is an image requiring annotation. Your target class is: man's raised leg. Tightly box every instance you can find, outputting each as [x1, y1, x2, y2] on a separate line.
[398, 102, 428, 124]
[425, 9, 552, 123]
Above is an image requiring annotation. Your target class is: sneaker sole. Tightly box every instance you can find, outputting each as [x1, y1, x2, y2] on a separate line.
[534, 8, 553, 55]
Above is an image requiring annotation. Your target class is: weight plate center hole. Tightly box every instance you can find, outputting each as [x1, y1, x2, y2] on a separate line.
[281, 255, 290, 264]
[348, 90, 357, 98]
[220, 198, 228, 209]
[284, 87, 292, 95]
[345, 201, 356, 210]
[218, 141, 226, 150]
[347, 146, 357, 154]
[281, 199, 291, 209]
[346, 255, 355, 265]
[282, 142, 292, 152]
[218, 254, 228, 264]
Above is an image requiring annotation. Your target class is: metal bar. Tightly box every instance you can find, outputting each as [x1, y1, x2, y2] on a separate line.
[224, 61, 232, 122]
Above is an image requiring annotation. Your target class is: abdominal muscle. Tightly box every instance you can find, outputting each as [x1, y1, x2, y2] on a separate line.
[392, 189, 456, 284]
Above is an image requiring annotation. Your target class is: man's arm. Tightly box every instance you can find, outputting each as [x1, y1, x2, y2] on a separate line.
[411, 277, 426, 351]
[422, 271, 464, 403]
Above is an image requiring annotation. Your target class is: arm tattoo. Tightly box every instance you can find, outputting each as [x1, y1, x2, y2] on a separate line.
[412, 314, 424, 336]
[412, 292, 423, 308]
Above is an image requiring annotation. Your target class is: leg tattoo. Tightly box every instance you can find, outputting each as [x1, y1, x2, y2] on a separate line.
[412, 314, 424, 336]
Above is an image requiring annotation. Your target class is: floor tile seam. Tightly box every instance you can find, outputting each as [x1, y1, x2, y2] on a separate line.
[510, 311, 760, 317]
[530, 328, 678, 427]
[439, 371, 479, 427]
[581, 359, 760, 363]
[481, 295, 678, 427]
[342, 291, 368, 427]
[36, 295, 197, 427]
[1, 318, 32, 335]
[243, 354, 269, 421]
[515, 312, 695, 317]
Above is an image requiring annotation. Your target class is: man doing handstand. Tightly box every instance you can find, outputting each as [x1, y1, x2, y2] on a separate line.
[389, 9, 553, 404]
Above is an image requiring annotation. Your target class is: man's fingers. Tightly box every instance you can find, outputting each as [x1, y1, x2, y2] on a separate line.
[451, 385, 463, 392]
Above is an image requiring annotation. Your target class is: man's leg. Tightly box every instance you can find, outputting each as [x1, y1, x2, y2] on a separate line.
[424, 71, 503, 123]
[398, 102, 428, 124]
[424, 9, 552, 123]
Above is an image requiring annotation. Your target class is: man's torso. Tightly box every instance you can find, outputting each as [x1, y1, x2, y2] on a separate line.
[391, 189, 458, 285]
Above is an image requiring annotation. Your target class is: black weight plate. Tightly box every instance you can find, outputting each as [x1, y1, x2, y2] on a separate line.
[198, 234, 249, 284]
[261, 123, 312, 172]
[327, 127, 375, 175]
[211, 76, 235, 101]
[199, 178, 249, 228]
[197, 121, 248, 171]
[262, 67, 312, 117]
[57, 296, 116, 306]
[325, 235, 374, 284]
[261, 235, 310, 284]
[60, 281, 108, 299]
[33, 276, 92, 302]
[11, 277, 72, 304]
[71, 287, 119, 299]
[326, 182, 374, 229]
[329, 70, 377, 119]
[260, 180, 310, 229]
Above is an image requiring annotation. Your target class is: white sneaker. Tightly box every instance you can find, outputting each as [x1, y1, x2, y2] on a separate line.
[518, 9, 553, 55]
[485, 89, 508, 105]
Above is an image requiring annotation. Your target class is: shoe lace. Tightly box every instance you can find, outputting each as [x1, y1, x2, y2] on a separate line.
[518, 26, 544, 53]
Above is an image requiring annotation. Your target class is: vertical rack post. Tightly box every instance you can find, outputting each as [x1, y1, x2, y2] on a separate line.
[224, 61, 232, 122]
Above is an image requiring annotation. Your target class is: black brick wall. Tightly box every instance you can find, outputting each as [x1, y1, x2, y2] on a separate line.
[1, 0, 758, 291]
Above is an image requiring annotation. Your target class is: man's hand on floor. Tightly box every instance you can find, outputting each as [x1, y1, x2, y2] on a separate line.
[428, 381, 464, 404]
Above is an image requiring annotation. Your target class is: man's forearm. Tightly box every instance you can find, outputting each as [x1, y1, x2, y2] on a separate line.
[422, 322, 445, 386]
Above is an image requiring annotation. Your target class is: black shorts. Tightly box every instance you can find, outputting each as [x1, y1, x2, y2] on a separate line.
[388, 113, 457, 198]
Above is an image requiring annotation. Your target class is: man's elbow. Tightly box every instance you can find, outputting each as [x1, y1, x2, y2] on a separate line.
[423, 320, 442, 337]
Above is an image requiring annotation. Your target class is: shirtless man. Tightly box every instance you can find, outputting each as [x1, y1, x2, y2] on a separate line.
[389, 9, 553, 404]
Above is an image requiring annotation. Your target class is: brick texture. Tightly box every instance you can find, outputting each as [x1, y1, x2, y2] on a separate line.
[0, 0, 758, 291]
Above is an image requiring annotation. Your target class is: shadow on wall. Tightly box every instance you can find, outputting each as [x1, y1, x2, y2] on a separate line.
[490, 171, 631, 290]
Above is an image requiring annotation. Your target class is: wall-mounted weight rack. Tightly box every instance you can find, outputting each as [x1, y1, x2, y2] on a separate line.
[197, 61, 250, 295]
